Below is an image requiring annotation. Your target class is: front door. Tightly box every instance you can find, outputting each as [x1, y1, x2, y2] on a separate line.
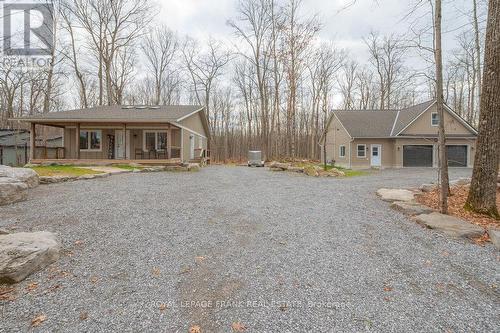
[115, 130, 126, 159]
[370, 144, 382, 167]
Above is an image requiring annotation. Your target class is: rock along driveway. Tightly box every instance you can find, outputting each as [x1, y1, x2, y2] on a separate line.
[0, 166, 498, 332]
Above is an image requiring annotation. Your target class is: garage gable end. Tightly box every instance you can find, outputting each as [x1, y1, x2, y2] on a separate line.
[397, 104, 477, 137]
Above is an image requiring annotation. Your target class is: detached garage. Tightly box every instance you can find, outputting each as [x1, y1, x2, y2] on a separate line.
[320, 100, 477, 168]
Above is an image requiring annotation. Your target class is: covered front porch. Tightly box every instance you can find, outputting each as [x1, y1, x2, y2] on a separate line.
[29, 122, 183, 163]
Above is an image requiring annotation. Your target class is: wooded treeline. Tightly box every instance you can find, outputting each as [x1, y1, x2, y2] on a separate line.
[0, 0, 487, 162]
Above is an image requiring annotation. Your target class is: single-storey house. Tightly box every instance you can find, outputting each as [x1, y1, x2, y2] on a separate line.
[12, 105, 209, 165]
[319, 100, 478, 169]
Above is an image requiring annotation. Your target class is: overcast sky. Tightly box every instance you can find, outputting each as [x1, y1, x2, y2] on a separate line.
[156, 0, 486, 64]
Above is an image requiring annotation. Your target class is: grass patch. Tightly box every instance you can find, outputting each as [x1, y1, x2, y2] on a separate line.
[322, 164, 368, 177]
[111, 164, 144, 171]
[342, 169, 368, 177]
[30, 165, 104, 177]
[288, 161, 368, 177]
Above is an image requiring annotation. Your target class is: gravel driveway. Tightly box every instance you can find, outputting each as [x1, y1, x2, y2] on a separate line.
[0, 166, 498, 332]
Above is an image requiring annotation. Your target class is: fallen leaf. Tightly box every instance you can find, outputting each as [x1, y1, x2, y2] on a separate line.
[159, 303, 167, 312]
[31, 314, 47, 327]
[79, 311, 88, 321]
[0, 287, 16, 296]
[179, 266, 191, 275]
[383, 297, 391, 302]
[195, 256, 206, 262]
[383, 286, 393, 292]
[0, 287, 17, 301]
[189, 325, 201, 333]
[231, 322, 246, 331]
[472, 232, 489, 245]
[152, 267, 161, 277]
[26, 282, 39, 292]
[416, 185, 500, 230]
[279, 303, 287, 311]
[90, 276, 98, 283]
[74, 240, 84, 246]
[47, 284, 61, 293]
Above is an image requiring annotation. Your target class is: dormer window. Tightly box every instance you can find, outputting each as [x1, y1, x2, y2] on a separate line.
[431, 112, 439, 126]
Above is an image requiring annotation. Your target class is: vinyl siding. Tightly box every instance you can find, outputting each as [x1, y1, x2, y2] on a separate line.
[350, 139, 395, 169]
[400, 104, 474, 136]
[322, 115, 351, 168]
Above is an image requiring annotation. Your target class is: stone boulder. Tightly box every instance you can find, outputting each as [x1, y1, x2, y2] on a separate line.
[165, 165, 188, 172]
[39, 175, 77, 184]
[390, 201, 434, 216]
[0, 232, 60, 283]
[0, 165, 39, 188]
[187, 163, 200, 172]
[376, 188, 415, 202]
[287, 166, 304, 173]
[488, 229, 500, 250]
[420, 183, 437, 192]
[142, 166, 167, 172]
[450, 177, 471, 187]
[415, 212, 484, 239]
[304, 166, 320, 177]
[328, 168, 346, 177]
[0, 178, 28, 206]
[268, 162, 289, 171]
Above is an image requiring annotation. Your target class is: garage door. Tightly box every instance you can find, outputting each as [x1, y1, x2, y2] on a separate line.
[403, 145, 433, 167]
[447, 145, 467, 167]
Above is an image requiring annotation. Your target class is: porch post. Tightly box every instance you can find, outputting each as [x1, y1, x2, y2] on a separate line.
[167, 124, 172, 159]
[76, 123, 80, 159]
[123, 123, 127, 160]
[29, 122, 36, 162]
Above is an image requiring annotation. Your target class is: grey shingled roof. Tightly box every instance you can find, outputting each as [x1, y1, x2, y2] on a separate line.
[334, 110, 399, 137]
[391, 100, 435, 135]
[15, 105, 203, 123]
[333, 100, 437, 138]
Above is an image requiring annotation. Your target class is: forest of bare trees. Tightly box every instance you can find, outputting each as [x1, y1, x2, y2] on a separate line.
[0, 0, 488, 162]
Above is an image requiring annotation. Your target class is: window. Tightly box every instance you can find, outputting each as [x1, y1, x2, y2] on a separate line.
[339, 145, 346, 158]
[357, 144, 366, 158]
[145, 132, 156, 151]
[143, 131, 168, 151]
[158, 132, 167, 150]
[80, 130, 101, 151]
[431, 112, 439, 126]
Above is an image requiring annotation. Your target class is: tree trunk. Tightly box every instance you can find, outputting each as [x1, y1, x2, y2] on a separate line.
[466, 0, 500, 218]
[435, 0, 449, 214]
[473, 0, 482, 100]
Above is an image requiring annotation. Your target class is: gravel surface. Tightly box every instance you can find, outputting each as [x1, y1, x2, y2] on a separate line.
[0, 166, 498, 332]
